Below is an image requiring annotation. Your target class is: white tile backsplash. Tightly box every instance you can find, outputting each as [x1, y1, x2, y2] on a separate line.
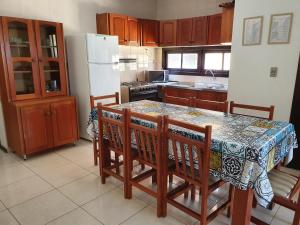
[119, 46, 162, 83]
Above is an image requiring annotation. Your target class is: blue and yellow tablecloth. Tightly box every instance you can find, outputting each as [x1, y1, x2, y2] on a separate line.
[87, 100, 298, 207]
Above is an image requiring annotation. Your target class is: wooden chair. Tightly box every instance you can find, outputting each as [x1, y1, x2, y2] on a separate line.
[164, 117, 231, 225]
[229, 101, 274, 120]
[97, 103, 128, 192]
[191, 98, 229, 113]
[125, 110, 168, 216]
[90, 92, 119, 165]
[251, 167, 300, 225]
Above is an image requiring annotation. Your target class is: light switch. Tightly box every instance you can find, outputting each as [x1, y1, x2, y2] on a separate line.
[270, 67, 278, 77]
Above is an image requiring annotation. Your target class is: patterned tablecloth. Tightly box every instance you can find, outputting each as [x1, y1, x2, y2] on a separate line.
[87, 100, 298, 207]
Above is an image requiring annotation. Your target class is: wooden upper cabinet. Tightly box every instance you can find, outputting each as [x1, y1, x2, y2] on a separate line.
[109, 14, 128, 45]
[141, 19, 159, 46]
[177, 18, 193, 46]
[127, 17, 140, 45]
[220, 8, 234, 43]
[1, 17, 41, 101]
[207, 14, 222, 45]
[192, 16, 208, 45]
[34, 21, 67, 98]
[160, 20, 177, 46]
[96, 13, 140, 45]
[177, 16, 208, 46]
[21, 104, 53, 154]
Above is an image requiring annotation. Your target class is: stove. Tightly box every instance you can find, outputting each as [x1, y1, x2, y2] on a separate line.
[121, 81, 159, 102]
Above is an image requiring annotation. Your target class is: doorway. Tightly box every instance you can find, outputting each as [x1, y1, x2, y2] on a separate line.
[288, 55, 300, 169]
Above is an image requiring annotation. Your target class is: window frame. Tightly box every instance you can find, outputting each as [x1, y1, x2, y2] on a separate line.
[162, 46, 231, 77]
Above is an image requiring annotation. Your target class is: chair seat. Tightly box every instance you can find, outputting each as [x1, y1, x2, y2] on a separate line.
[269, 169, 298, 197]
[278, 166, 300, 178]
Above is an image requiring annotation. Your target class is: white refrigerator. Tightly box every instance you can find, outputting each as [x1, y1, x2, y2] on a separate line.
[67, 34, 120, 140]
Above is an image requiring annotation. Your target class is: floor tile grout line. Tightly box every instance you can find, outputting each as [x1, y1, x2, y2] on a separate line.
[79, 204, 106, 225]
[118, 204, 149, 225]
[7, 207, 22, 225]
[53, 150, 95, 173]
[43, 207, 81, 225]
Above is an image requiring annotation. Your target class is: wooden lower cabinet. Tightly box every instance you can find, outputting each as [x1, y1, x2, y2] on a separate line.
[51, 100, 78, 147]
[11, 96, 79, 158]
[21, 104, 53, 154]
[163, 86, 227, 102]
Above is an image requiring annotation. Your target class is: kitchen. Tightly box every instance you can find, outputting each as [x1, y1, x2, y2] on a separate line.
[0, 0, 299, 225]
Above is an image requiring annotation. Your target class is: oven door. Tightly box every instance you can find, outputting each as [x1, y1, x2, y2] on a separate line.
[129, 90, 159, 102]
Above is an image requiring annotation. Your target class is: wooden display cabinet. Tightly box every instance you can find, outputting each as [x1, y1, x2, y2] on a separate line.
[0, 16, 79, 159]
[207, 14, 222, 45]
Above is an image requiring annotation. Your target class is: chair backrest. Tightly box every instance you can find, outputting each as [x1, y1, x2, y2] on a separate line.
[164, 116, 212, 187]
[163, 95, 192, 107]
[97, 103, 126, 155]
[90, 92, 119, 110]
[229, 101, 275, 120]
[127, 110, 163, 167]
[191, 98, 228, 113]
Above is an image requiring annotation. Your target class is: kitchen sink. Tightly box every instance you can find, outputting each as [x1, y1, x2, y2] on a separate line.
[194, 82, 225, 90]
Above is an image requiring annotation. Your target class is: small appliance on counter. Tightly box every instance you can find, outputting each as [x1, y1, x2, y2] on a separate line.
[145, 70, 169, 83]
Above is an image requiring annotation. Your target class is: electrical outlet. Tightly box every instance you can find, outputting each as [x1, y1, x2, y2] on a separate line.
[270, 67, 278, 77]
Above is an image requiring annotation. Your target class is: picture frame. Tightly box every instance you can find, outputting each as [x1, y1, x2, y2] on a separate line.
[242, 16, 263, 46]
[268, 13, 293, 44]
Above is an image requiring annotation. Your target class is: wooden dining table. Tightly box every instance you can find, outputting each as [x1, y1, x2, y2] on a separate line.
[87, 100, 298, 225]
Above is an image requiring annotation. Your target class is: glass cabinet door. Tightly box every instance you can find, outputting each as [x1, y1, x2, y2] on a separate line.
[35, 21, 67, 97]
[2, 18, 41, 100]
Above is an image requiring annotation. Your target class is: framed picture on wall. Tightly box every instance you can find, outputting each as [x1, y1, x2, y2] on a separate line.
[268, 13, 293, 44]
[242, 16, 263, 46]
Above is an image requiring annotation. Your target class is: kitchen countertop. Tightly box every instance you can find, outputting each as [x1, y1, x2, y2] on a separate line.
[157, 82, 228, 92]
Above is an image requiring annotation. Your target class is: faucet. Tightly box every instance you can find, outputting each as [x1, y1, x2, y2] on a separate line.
[205, 69, 216, 81]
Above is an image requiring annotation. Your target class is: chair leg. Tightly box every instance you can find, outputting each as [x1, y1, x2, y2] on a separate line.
[184, 181, 189, 198]
[115, 153, 120, 174]
[292, 192, 300, 225]
[227, 184, 235, 218]
[93, 140, 98, 166]
[191, 185, 196, 200]
[168, 173, 173, 183]
[141, 163, 145, 170]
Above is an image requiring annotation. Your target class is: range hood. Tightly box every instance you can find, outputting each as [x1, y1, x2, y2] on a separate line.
[119, 58, 137, 63]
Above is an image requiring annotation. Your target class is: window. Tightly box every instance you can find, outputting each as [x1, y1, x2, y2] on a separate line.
[167, 53, 198, 70]
[167, 54, 181, 69]
[204, 52, 231, 71]
[163, 46, 231, 77]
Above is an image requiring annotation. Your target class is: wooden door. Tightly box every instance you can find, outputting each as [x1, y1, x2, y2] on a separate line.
[177, 18, 193, 46]
[141, 19, 159, 46]
[127, 17, 140, 46]
[21, 104, 53, 154]
[34, 21, 67, 98]
[1, 17, 41, 101]
[192, 16, 208, 45]
[208, 14, 222, 45]
[51, 99, 78, 146]
[160, 20, 177, 46]
[109, 14, 128, 45]
[220, 8, 234, 43]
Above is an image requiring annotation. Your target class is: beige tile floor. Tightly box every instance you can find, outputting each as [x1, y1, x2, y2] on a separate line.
[0, 140, 295, 225]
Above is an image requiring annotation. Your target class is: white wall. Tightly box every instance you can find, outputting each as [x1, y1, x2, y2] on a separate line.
[0, 0, 157, 35]
[228, 0, 300, 121]
[156, 0, 227, 20]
